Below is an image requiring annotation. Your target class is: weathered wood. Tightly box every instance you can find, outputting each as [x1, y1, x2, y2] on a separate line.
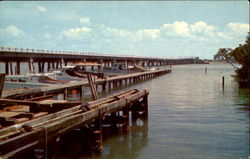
[0, 98, 38, 106]
[87, 74, 98, 100]
[0, 89, 149, 157]
[2, 69, 170, 99]
[0, 73, 6, 98]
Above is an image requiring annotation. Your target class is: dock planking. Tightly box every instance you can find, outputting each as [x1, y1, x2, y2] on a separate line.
[0, 89, 149, 158]
[2, 68, 171, 99]
[0, 68, 168, 158]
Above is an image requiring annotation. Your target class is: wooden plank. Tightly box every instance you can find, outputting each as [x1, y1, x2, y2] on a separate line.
[8, 106, 29, 112]
[0, 98, 39, 106]
[33, 112, 48, 118]
[0, 112, 21, 119]
[5, 117, 30, 124]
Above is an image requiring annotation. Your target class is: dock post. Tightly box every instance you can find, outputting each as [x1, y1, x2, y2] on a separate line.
[102, 81, 106, 91]
[0, 73, 6, 98]
[142, 94, 149, 118]
[79, 86, 84, 101]
[122, 104, 129, 133]
[222, 76, 225, 87]
[131, 101, 139, 121]
[64, 88, 68, 100]
[110, 112, 117, 131]
[93, 110, 103, 153]
[87, 74, 98, 100]
[108, 81, 111, 89]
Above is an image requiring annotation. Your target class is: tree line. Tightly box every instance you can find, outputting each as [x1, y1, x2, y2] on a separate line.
[214, 32, 250, 87]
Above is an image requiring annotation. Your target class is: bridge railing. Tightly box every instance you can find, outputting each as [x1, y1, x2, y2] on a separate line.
[0, 46, 197, 60]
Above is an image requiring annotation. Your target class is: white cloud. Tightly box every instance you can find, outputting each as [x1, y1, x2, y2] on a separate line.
[105, 27, 132, 38]
[80, 18, 90, 25]
[162, 21, 190, 37]
[190, 21, 215, 37]
[104, 27, 160, 41]
[37, 6, 47, 12]
[62, 27, 91, 39]
[226, 22, 249, 35]
[0, 25, 24, 37]
[136, 29, 160, 40]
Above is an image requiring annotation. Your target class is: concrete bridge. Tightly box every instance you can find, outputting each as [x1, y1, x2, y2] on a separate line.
[0, 47, 204, 75]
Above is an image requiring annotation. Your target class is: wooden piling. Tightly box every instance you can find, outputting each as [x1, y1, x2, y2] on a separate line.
[0, 73, 6, 97]
[64, 88, 68, 100]
[79, 86, 84, 101]
[87, 74, 98, 100]
[222, 76, 225, 87]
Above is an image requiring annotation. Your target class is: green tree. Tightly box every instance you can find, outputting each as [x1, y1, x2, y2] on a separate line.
[214, 32, 250, 86]
[214, 48, 238, 69]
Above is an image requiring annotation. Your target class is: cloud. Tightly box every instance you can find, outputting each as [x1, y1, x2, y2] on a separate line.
[62, 27, 91, 39]
[37, 6, 47, 12]
[0, 25, 24, 37]
[105, 27, 132, 38]
[190, 21, 215, 37]
[104, 26, 160, 41]
[160, 21, 248, 42]
[136, 29, 161, 40]
[226, 22, 249, 35]
[162, 21, 190, 37]
[80, 18, 90, 25]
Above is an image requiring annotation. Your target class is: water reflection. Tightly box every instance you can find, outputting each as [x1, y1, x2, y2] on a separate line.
[100, 120, 148, 159]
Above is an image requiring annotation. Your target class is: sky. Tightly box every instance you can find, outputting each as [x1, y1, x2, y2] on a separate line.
[0, 1, 249, 59]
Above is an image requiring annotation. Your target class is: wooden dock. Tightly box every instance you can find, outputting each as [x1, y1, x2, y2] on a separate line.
[0, 68, 170, 158]
[0, 89, 149, 158]
[2, 68, 171, 100]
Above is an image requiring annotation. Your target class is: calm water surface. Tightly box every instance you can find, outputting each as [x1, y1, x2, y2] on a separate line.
[57, 64, 250, 159]
[38, 64, 250, 158]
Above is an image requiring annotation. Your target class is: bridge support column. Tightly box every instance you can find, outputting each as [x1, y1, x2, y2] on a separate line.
[52, 62, 55, 69]
[28, 58, 34, 73]
[16, 61, 20, 75]
[5, 61, 9, 75]
[47, 62, 51, 72]
[9, 62, 13, 75]
[38, 61, 42, 73]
